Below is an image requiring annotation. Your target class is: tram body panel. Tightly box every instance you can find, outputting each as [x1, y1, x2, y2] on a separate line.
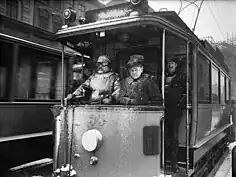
[0, 104, 53, 137]
[211, 105, 230, 132]
[0, 104, 53, 168]
[194, 104, 231, 145]
[195, 104, 212, 143]
[58, 106, 163, 177]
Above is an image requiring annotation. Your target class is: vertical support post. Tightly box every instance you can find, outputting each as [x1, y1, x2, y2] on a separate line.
[53, 115, 61, 174]
[232, 145, 236, 176]
[161, 29, 166, 172]
[61, 44, 65, 106]
[189, 46, 198, 147]
[186, 41, 190, 174]
[161, 29, 166, 106]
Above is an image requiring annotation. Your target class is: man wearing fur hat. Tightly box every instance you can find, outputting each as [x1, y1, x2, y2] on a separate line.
[67, 54, 120, 104]
[119, 54, 163, 105]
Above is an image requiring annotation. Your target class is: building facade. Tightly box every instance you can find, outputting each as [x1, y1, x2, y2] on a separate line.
[0, 0, 105, 101]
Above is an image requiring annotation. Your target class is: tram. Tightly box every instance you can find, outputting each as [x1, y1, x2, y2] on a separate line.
[53, 0, 233, 176]
[0, 26, 75, 175]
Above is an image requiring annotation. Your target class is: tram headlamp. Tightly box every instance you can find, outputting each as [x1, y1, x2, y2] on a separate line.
[129, 0, 149, 16]
[130, 0, 142, 5]
[82, 129, 103, 152]
[63, 8, 76, 26]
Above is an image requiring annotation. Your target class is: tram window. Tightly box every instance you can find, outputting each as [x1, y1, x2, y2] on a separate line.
[15, 47, 66, 101]
[35, 61, 52, 100]
[0, 42, 13, 99]
[226, 77, 230, 102]
[16, 57, 31, 99]
[211, 66, 219, 104]
[220, 73, 225, 104]
[197, 55, 210, 103]
[0, 67, 6, 98]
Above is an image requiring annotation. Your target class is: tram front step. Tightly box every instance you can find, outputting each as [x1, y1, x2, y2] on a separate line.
[165, 160, 193, 168]
[9, 158, 53, 172]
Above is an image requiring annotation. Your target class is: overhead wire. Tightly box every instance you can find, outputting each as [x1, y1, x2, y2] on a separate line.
[206, 0, 225, 40]
[213, 0, 233, 42]
[190, 5, 197, 27]
[178, 0, 199, 15]
[192, 0, 204, 32]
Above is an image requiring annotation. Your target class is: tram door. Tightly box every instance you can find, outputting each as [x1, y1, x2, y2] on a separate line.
[163, 33, 193, 172]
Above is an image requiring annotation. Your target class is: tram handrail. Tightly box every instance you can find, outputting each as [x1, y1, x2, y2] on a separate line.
[160, 115, 165, 173]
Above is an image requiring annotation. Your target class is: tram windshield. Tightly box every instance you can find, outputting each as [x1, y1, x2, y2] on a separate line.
[57, 13, 191, 107]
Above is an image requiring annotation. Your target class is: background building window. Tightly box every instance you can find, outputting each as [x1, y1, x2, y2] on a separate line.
[77, 3, 85, 18]
[197, 55, 210, 103]
[6, 0, 18, 19]
[52, 1, 61, 10]
[52, 14, 62, 33]
[38, 7, 49, 30]
[211, 66, 219, 103]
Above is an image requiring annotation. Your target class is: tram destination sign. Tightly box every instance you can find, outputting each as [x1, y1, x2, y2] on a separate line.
[85, 2, 148, 23]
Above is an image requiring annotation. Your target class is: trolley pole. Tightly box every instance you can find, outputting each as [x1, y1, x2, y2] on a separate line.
[232, 145, 236, 176]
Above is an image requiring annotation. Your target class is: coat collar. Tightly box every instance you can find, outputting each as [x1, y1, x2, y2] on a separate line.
[126, 73, 148, 84]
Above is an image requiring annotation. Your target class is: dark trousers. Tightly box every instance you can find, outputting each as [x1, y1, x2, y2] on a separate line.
[164, 106, 182, 170]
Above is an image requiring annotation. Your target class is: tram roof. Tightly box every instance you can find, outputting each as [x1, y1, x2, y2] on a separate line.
[55, 10, 229, 74]
[55, 11, 190, 40]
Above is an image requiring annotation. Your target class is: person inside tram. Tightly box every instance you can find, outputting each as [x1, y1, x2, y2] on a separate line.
[69, 61, 94, 93]
[164, 56, 187, 173]
[66, 54, 120, 105]
[119, 54, 163, 105]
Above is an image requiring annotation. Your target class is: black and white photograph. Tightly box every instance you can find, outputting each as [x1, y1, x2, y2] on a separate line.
[0, 0, 236, 177]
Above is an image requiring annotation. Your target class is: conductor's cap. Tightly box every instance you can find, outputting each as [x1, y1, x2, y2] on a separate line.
[127, 54, 144, 68]
[167, 56, 178, 63]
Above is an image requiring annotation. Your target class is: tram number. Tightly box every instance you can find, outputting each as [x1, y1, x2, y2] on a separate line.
[87, 114, 107, 129]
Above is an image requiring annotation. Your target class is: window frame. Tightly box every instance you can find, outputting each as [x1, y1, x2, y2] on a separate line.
[220, 72, 226, 105]
[14, 50, 68, 102]
[211, 65, 220, 104]
[76, 3, 86, 18]
[197, 53, 211, 104]
[225, 76, 230, 103]
[52, 14, 62, 33]
[38, 7, 49, 30]
[6, 0, 18, 19]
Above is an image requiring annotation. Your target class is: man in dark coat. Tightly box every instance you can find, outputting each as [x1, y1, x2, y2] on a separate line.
[164, 56, 187, 173]
[119, 54, 163, 105]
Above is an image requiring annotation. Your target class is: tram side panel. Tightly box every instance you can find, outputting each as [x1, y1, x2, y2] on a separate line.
[194, 104, 231, 145]
[57, 106, 164, 177]
[0, 104, 53, 168]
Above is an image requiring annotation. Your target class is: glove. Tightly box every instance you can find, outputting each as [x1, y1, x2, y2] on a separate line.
[66, 93, 75, 100]
[102, 98, 112, 105]
[129, 99, 137, 105]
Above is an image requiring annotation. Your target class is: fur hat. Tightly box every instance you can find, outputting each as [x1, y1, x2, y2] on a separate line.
[127, 54, 144, 68]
